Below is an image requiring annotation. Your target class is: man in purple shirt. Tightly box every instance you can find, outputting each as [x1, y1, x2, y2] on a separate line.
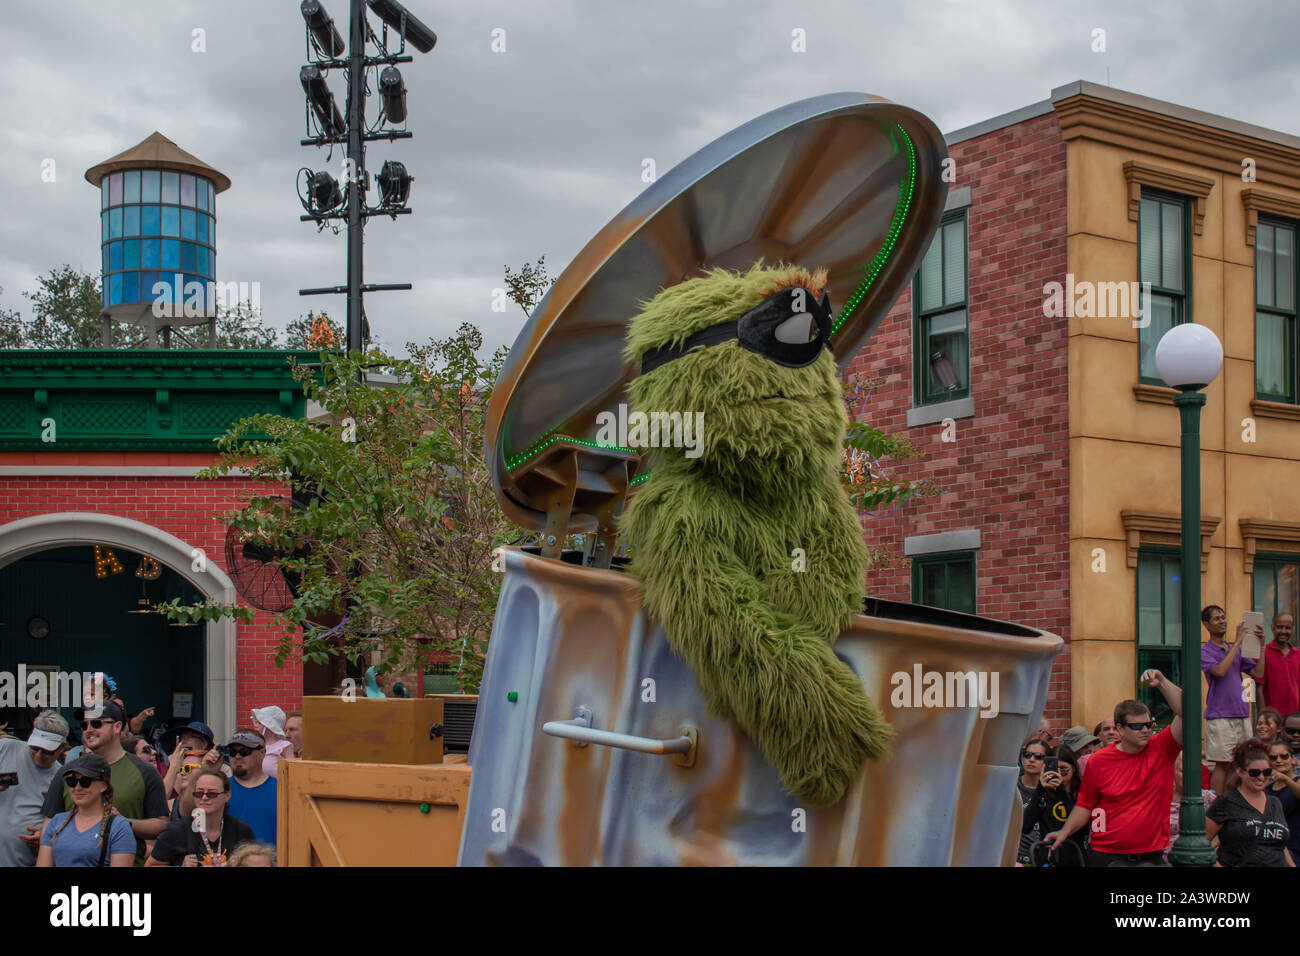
[1201, 604, 1265, 794]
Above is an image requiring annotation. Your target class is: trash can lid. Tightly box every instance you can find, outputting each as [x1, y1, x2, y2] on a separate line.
[485, 92, 950, 532]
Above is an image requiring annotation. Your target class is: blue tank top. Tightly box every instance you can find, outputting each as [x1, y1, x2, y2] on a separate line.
[225, 775, 277, 845]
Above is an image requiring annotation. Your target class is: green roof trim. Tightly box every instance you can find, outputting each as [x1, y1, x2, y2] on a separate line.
[0, 349, 318, 451]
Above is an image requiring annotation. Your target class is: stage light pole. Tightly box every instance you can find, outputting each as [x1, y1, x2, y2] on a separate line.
[1156, 322, 1223, 868]
[296, 0, 436, 353]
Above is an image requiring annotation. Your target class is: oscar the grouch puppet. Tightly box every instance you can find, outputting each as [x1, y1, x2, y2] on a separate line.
[621, 262, 893, 806]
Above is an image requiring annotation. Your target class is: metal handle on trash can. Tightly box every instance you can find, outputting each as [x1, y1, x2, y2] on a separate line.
[543, 706, 698, 768]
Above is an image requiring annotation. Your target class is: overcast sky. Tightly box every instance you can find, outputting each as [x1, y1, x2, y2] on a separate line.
[1, 0, 1296, 356]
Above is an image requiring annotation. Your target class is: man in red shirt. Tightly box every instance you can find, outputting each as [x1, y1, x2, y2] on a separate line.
[1258, 613, 1300, 717]
[1043, 669, 1182, 865]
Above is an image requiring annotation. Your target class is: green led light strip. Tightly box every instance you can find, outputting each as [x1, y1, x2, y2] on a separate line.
[831, 123, 916, 336]
[506, 121, 920, 472]
[629, 471, 651, 486]
[504, 432, 637, 471]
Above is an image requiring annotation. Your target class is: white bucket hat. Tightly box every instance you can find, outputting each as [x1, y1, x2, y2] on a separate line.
[250, 705, 288, 737]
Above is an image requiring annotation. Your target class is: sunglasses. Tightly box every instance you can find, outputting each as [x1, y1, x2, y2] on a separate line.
[179, 763, 203, 775]
[1269, 753, 1293, 760]
[639, 286, 835, 375]
[1021, 751, 1046, 760]
[1285, 727, 1300, 735]
[81, 719, 115, 730]
[227, 745, 262, 758]
[64, 774, 100, 789]
[1123, 721, 1153, 731]
[191, 790, 224, 800]
[1244, 768, 1271, 778]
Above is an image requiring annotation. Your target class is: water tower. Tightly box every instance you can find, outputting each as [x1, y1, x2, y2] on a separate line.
[85, 132, 230, 347]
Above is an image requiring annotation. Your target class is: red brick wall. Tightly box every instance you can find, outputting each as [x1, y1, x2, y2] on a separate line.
[0, 454, 301, 723]
[843, 111, 1072, 728]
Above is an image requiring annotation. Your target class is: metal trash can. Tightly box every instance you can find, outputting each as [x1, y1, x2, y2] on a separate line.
[459, 547, 1060, 865]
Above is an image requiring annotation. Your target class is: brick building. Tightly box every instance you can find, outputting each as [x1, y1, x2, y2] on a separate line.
[844, 92, 1071, 727]
[0, 351, 310, 742]
[847, 80, 1300, 732]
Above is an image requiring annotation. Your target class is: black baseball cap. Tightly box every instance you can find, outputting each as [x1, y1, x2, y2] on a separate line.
[63, 753, 111, 782]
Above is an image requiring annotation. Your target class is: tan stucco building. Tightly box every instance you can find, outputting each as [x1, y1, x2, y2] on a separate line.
[1064, 84, 1300, 724]
[859, 80, 1300, 730]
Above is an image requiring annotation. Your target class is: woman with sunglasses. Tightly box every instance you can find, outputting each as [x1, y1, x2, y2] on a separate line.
[1022, 745, 1086, 865]
[120, 733, 156, 764]
[146, 769, 254, 867]
[1016, 737, 1049, 864]
[36, 755, 135, 867]
[1206, 738, 1294, 866]
[165, 752, 205, 821]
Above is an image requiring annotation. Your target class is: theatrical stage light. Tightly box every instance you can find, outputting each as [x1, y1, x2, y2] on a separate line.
[377, 160, 412, 208]
[367, 0, 437, 53]
[309, 170, 345, 213]
[379, 66, 407, 124]
[301, 0, 346, 57]
[300, 65, 346, 138]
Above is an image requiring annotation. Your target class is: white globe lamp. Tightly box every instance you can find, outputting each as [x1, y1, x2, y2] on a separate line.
[1154, 323, 1223, 391]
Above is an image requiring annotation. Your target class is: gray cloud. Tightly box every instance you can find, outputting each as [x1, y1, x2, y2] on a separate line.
[0, 0, 1295, 357]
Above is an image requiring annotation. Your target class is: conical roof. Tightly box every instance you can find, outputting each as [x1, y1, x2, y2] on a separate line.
[84, 131, 231, 192]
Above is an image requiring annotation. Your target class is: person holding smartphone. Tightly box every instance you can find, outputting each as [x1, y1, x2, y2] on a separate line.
[165, 750, 210, 822]
[1201, 605, 1265, 795]
[1, 712, 69, 867]
[1022, 745, 1085, 865]
[1206, 738, 1293, 867]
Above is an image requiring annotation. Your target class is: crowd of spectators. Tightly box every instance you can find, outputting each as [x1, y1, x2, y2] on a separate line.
[0, 673, 294, 867]
[1023, 604, 1300, 867]
[11, 605, 1300, 870]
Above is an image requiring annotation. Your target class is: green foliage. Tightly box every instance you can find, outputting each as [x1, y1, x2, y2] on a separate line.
[840, 375, 940, 517]
[502, 256, 552, 317]
[18, 266, 122, 349]
[0, 292, 21, 349]
[155, 323, 521, 692]
[214, 300, 279, 349]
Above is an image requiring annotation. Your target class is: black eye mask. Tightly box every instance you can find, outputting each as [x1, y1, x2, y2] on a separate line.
[639, 286, 833, 375]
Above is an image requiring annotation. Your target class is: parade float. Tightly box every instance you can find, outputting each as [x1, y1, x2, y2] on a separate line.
[279, 92, 1062, 866]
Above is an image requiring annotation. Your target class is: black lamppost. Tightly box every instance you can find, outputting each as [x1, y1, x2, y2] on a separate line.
[1155, 321, 1224, 867]
[296, 0, 435, 353]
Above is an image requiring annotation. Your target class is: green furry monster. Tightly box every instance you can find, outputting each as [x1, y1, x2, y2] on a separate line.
[621, 262, 893, 806]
